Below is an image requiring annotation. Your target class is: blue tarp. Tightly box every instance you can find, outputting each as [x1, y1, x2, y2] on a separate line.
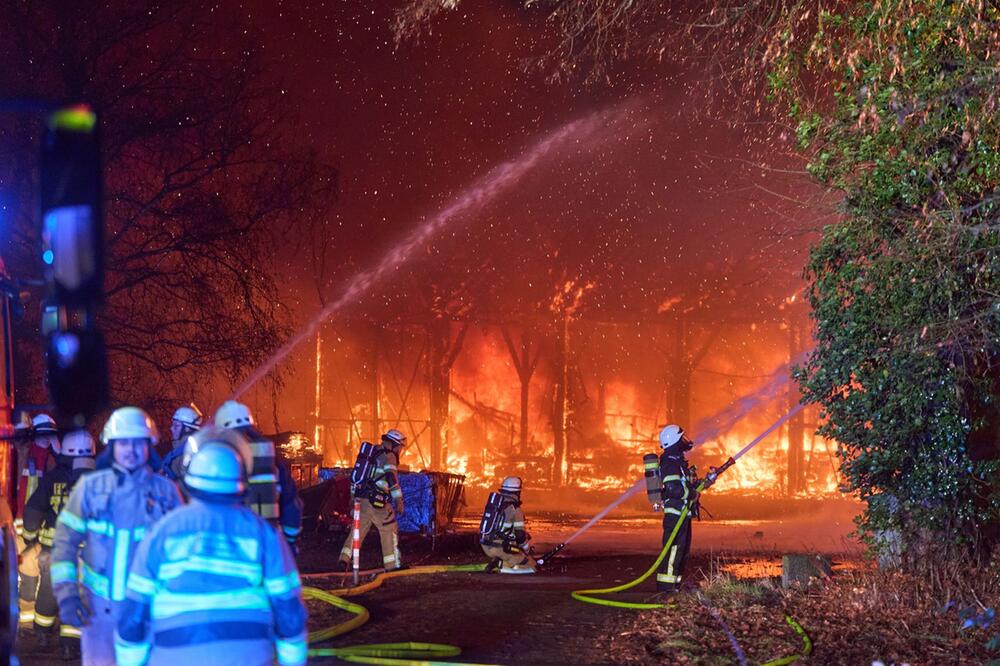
[397, 472, 435, 534]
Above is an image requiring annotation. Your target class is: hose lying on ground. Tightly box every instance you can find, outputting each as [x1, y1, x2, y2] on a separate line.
[571, 484, 697, 610]
[759, 616, 812, 666]
[304, 563, 496, 665]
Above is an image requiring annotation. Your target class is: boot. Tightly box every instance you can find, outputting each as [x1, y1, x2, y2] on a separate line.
[60, 637, 81, 660]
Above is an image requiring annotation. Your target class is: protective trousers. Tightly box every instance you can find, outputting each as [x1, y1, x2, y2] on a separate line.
[656, 511, 692, 592]
[480, 544, 536, 572]
[30, 548, 81, 646]
[17, 539, 38, 624]
[338, 498, 400, 570]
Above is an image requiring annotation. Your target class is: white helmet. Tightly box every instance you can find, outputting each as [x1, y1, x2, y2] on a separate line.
[32, 414, 58, 436]
[659, 424, 689, 450]
[62, 430, 96, 457]
[182, 426, 253, 477]
[172, 404, 204, 429]
[185, 444, 247, 496]
[214, 400, 254, 429]
[101, 406, 159, 445]
[500, 476, 522, 494]
[383, 429, 406, 448]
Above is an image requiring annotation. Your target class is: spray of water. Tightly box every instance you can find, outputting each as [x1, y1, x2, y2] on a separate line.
[555, 355, 810, 550]
[689, 349, 810, 448]
[232, 102, 635, 399]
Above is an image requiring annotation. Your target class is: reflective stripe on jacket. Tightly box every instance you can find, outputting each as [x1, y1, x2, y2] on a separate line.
[51, 466, 182, 607]
[114, 499, 307, 666]
[237, 427, 281, 523]
[659, 453, 692, 516]
[373, 449, 403, 504]
[23, 464, 75, 547]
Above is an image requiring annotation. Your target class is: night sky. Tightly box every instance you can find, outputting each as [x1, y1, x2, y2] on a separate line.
[248, 1, 815, 315]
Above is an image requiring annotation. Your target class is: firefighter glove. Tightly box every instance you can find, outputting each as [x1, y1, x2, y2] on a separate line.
[652, 502, 663, 513]
[395, 501, 405, 516]
[59, 595, 91, 628]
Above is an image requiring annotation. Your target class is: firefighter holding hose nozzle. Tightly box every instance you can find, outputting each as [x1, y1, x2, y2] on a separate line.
[480, 476, 536, 574]
[645, 424, 698, 593]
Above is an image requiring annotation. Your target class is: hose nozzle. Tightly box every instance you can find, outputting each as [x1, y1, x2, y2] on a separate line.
[537, 542, 566, 567]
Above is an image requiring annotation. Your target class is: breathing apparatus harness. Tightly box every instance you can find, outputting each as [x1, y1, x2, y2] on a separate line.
[350, 439, 399, 509]
[479, 490, 524, 552]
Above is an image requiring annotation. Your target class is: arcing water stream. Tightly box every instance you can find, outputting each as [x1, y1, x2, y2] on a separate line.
[232, 102, 636, 399]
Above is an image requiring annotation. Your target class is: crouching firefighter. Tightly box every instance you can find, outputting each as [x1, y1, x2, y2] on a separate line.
[114, 427, 307, 666]
[338, 430, 407, 571]
[646, 424, 698, 593]
[51, 407, 183, 666]
[21, 430, 96, 656]
[480, 477, 536, 574]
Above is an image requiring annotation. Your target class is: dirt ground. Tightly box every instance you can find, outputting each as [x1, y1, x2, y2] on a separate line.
[19, 500, 988, 665]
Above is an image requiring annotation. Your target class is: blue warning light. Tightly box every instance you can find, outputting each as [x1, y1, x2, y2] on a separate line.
[42, 249, 54, 265]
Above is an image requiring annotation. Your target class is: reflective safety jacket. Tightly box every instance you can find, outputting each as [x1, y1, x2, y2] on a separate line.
[114, 498, 307, 666]
[50, 466, 182, 608]
[22, 461, 88, 548]
[659, 453, 695, 517]
[481, 500, 529, 548]
[357, 447, 403, 511]
[234, 426, 303, 544]
[237, 427, 281, 520]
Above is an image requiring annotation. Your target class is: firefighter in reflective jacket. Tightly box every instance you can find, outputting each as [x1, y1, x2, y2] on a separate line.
[338, 429, 407, 571]
[51, 407, 183, 666]
[115, 427, 307, 666]
[646, 424, 697, 593]
[480, 476, 536, 574]
[22, 430, 96, 654]
[18, 413, 58, 515]
[214, 400, 303, 551]
[161, 404, 203, 482]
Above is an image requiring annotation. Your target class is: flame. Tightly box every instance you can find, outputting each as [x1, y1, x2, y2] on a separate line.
[315, 316, 840, 497]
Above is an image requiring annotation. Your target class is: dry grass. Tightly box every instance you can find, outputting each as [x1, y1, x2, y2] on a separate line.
[606, 555, 1000, 665]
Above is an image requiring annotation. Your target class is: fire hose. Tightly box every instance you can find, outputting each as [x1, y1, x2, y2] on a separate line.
[302, 407, 810, 664]
[567, 405, 814, 664]
[303, 563, 499, 665]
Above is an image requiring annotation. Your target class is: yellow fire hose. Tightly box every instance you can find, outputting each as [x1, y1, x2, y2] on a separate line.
[570, 405, 818, 665]
[304, 563, 500, 665]
[571, 479, 704, 610]
[759, 616, 813, 666]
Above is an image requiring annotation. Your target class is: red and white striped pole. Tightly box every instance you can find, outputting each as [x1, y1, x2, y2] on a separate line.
[351, 498, 361, 586]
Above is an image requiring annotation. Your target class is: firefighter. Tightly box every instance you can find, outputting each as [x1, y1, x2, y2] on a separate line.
[17, 413, 60, 629]
[161, 404, 203, 482]
[13, 414, 39, 627]
[51, 407, 183, 666]
[214, 400, 303, 551]
[337, 429, 407, 571]
[479, 476, 536, 574]
[17, 413, 58, 515]
[22, 429, 96, 656]
[114, 426, 307, 666]
[648, 424, 698, 593]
